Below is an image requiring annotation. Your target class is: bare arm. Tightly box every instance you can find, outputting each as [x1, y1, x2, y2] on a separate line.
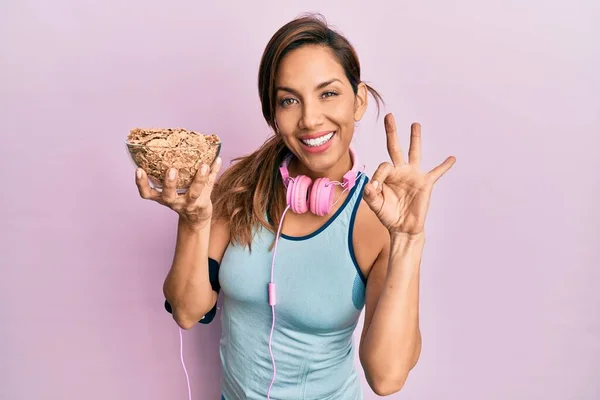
[359, 114, 455, 395]
[359, 232, 424, 396]
[135, 157, 228, 329]
[163, 216, 230, 329]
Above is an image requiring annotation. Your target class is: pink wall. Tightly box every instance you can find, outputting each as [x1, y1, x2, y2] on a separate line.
[1, 1, 599, 399]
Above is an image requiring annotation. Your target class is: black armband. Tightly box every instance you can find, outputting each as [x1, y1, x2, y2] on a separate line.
[164, 257, 221, 325]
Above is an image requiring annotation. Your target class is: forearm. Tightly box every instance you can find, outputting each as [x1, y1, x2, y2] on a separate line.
[361, 232, 424, 390]
[163, 216, 215, 328]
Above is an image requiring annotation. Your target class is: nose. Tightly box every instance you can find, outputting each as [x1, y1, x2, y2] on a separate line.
[298, 100, 324, 131]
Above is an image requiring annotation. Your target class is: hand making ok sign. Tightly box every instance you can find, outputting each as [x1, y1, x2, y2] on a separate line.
[363, 113, 456, 236]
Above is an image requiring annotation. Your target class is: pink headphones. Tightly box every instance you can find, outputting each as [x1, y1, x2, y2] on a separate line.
[278, 148, 363, 216]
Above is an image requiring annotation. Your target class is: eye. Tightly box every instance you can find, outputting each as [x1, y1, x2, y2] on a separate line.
[279, 98, 298, 107]
[321, 91, 338, 99]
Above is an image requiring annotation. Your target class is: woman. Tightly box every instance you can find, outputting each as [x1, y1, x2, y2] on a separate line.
[135, 14, 455, 400]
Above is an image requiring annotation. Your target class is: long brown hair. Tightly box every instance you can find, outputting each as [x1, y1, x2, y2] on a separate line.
[212, 14, 383, 249]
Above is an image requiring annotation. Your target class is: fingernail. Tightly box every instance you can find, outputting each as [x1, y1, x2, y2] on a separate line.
[364, 188, 370, 196]
[136, 169, 142, 179]
[168, 169, 176, 180]
[372, 181, 379, 190]
[216, 157, 222, 165]
[201, 164, 208, 175]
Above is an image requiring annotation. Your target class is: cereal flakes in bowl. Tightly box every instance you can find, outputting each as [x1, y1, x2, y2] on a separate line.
[126, 127, 221, 193]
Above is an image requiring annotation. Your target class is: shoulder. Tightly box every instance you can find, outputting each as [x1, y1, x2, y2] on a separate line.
[351, 177, 390, 281]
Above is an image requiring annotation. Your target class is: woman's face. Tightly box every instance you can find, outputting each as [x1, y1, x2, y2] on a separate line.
[274, 44, 367, 177]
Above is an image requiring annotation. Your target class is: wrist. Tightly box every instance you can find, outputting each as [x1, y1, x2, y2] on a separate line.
[389, 231, 425, 246]
[388, 231, 425, 270]
[178, 214, 212, 233]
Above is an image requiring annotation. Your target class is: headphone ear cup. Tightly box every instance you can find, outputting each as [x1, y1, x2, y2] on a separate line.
[310, 178, 336, 216]
[288, 175, 312, 214]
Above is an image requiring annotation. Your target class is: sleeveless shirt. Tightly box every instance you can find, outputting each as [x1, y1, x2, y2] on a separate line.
[218, 173, 369, 400]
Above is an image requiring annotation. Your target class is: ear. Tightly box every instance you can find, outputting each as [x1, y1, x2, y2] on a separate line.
[353, 82, 368, 121]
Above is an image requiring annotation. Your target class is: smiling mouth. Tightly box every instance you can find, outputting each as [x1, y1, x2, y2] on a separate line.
[300, 131, 335, 147]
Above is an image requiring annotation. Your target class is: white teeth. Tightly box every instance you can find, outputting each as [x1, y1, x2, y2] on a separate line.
[301, 132, 334, 147]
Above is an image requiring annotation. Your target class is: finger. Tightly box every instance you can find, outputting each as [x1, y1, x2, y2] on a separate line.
[363, 180, 383, 214]
[187, 157, 222, 201]
[370, 162, 394, 189]
[135, 168, 161, 201]
[363, 167, 393, 218]
[187, 165, 209, 202]
[428, 156, 456, 183]
[408, 123, 422, 167]
[363, 162, 394, 204]
[161, 168, 180, 204]
[385, 113, 405, 166]
[207, 156, 223, 186]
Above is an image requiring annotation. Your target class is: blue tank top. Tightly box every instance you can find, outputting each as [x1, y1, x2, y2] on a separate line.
[218, 173, 369, 400]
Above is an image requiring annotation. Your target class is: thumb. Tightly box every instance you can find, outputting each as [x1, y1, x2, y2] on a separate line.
[362, 181, 384, 215]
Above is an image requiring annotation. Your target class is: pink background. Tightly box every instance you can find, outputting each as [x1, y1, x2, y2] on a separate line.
[1, 1, 599, 399]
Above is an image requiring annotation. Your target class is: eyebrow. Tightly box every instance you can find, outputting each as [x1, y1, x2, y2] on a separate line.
[276, 78, 342, 95]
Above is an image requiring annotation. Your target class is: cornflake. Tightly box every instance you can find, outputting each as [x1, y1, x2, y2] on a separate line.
[127, 128, 221, 190]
